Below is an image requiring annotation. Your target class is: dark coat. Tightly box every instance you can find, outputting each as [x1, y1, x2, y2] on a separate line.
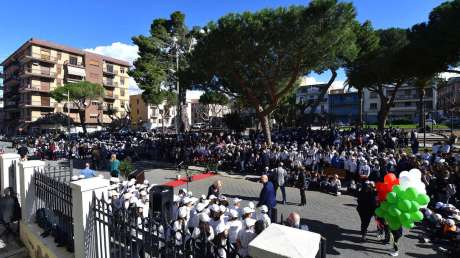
[207, 184, 220, 198]
[258, 181, 277, 208]
[357, 186, 377, 217]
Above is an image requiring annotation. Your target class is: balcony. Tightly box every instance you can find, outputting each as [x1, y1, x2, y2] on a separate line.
[21, 51, 57, 64]
[64, 60, 84, 68]
[103, 79, 118, 88]
[104, 91, 116, 100]
[103, 67, 117, 76]
[20, 100, 54, 108]
[19, 84, 50, 93]
[20, 68, 56, 79]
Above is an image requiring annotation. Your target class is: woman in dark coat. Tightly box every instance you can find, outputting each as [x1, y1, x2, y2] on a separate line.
[356, 182, 377, 241]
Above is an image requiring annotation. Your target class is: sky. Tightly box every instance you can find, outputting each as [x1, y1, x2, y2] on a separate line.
[0, 0, 449, 94]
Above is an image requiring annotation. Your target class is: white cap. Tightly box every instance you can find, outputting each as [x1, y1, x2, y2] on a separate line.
[124, 192, 132, 200]
[216, 223, 227, 234]
[71, 176, 79, 181]
[183, 197, 192, 204]
[136, 200, 144, 208]
[259, 205, 268, 213]
[229, 209, 239, 218]
[201, 195, 207, 200]
[140, 190, 147, 196]
[209, 195, 217, 200]
[219, 205, 226, 213]
[248, 202, 255, 209]
[244, 218, 256, 227]
[233, 198, 241, 204]
[128, 181, 135, 187]
[110, 177, 120, 183]
[178, 206, 188, 218]
[143, 180, 149, 185]
[210, 204, 220, 212]
[199, 213, 211, 222]
[79, 175, 85, 179]
[196, 203, 206, 212]
[243, 206, 255, 214]
[173, 195, 180, 202]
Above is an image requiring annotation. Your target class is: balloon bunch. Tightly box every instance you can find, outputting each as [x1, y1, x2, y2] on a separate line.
[375, 169, 430, 230]
[375, 173, 399, 202]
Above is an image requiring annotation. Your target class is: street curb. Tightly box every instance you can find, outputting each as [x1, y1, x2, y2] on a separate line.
[216, 171, 246, 179]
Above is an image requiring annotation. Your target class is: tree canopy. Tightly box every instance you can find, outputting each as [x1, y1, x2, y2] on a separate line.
[50, 81, 104, 134]
[185, 0, 360, 144]
[199, 91, 229, 106]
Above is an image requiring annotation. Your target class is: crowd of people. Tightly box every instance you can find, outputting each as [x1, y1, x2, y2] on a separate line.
[6, 126, 460, 256]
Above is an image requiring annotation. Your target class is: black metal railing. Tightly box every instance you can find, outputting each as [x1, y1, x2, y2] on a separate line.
[34, 166, 74, 252]
[92, 193, 240, 258]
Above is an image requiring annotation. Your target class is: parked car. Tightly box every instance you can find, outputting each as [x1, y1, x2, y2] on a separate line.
[191, 123, 207, 130]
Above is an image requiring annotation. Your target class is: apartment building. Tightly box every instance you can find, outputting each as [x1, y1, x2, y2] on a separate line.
[129, 94, 176, 129]
[328, 90, 359, 124]
[438, 77, 460, 114]
[1, 38, 130, 134]
[363, 85, 437, 123]
[295, 84, 329, 113]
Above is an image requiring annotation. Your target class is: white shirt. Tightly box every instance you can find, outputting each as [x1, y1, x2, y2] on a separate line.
[226, 219, 243, 243]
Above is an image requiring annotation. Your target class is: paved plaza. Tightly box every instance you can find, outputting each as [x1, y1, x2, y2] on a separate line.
[0, 141, 442, 257]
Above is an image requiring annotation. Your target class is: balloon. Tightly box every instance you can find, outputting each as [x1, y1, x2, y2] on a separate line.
[389, 207, 402, 217]
[399, 176, 411, 189]
[416, 193, 430, 206]
[380, 202, 389, 211]
[411, 211, 424, 222]
[389, 221, 402, 230]
[402, 221, 415, 229]
[409, 169, 422, 180]
[384, 173, 397, 184]
[405, 187, 418, 200]
[387, 192, 397, 203]
[375, 207, 384, 218]
[399, 213, 411, 223]
[399, 171, 410, 179]
[392, 185, 404, 195]
[409, 201, 420, 212]
[397, 199, 412, 212]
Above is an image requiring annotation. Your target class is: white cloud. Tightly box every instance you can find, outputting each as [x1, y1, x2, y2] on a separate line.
[299, 76, 349, 92]
[85, 42, 141, 95]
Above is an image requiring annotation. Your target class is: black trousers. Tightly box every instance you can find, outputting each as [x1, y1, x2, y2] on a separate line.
[299, 188, 306, 205]
[358, 211, 373, 236]
[391, 228, 403, 251]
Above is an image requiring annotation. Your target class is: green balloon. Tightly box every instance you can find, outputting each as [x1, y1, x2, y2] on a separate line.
[399, 213, 411, 223]
[375, 207, 384, 218]
[397, 199, 412, 212]
[389, 207, 402, 218]
[410, 201, 420, 212]
[389, 221, 402, 230]
[393, 185, 404, 195]
[405, 187, 418, 200]
[380, 202, 389, 211]
[411, 211, 424, 222]
[387, 192, 397, 203]
[416, 193, 430, 205]
[402, 221, 415, 229]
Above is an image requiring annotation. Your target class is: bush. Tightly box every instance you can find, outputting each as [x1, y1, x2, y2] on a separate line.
[119, 158, 134, 179]
[392, 119, 413, 125]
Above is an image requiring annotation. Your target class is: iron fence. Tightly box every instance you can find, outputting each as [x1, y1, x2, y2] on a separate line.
[92, 193, 240, 258]
[34, 166, 74, 252]
[43, 163, 73, 182]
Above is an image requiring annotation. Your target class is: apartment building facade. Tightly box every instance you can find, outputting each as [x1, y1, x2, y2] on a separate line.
[1, 38, 130, 134]
[295, 83, 329, 114]
[328, 90, 359, 124]
[363, 85, 437, 123]
[438, 77, 460, 114]
[129, 94, 176, 129]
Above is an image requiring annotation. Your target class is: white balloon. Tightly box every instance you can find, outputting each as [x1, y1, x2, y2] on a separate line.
[409, 168, 422, 180]
[399, 171, 410, 179]
[399, 176, 411, 189]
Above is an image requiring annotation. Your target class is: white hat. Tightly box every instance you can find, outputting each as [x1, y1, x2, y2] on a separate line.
[259, 205, 268, 213]
[248, 202, 255, 209]
[130, 196, 138, 204]
[196, 203, 206, 212]
[243, 207, 255, 214]
[178, 207, 188, 218]
[229, 209, 239, 218]
[446, 219, 455, 226]
[173, 195, 180, 202]
[183, 197, 192, 204]
[143, 180, 149, 185]
[199, 213, 211, 222]
[124, 192, 132, 200]
[128, 181, 135, 187]
[201, 195, 207, 200]
[209, 195, 217, 200]
[210, 204, 220, 212]
[244, 218, 256, 227]
[71, 176, 79, 181]
[140, 190, 147, 196]
[188, 191, 193, 197]
[110, 177, 120, 183]
[219, 205, 226, 213]
[435, 202, 444, 209]
[136, 200, 144, 208]
[216, 223, 227, 234]
[79, 175, 85, 179]
[232, 198, 242, 204]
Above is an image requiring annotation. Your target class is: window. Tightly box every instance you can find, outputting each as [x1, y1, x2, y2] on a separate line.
[121, 101, 125, 108]
[404, 102, 412, 107]
[137, 99, 139, 104]
[120, 77, 125, 85]
[405, 89, 411, 95]
[120, 88, 125, 97]
[69, 56, 78, 66]
[370, 103, 377, 110]
[120, 67, 125, 74]
[57, 53, 62, 60]
[137, 109, 139, 115]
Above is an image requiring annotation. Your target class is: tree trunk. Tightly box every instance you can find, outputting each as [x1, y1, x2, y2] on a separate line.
[79, 109, 87, 135]
[377, 103, 390, 131]
[357, 88, 363, 127]
[418, 88, 426, 130]
[258, 112, 272, 145]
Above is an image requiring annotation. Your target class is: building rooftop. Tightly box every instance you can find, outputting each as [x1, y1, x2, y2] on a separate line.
[1, 38, 131, 67]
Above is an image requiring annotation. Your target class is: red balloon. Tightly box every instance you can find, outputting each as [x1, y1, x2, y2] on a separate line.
[384, 173, 397, 184]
